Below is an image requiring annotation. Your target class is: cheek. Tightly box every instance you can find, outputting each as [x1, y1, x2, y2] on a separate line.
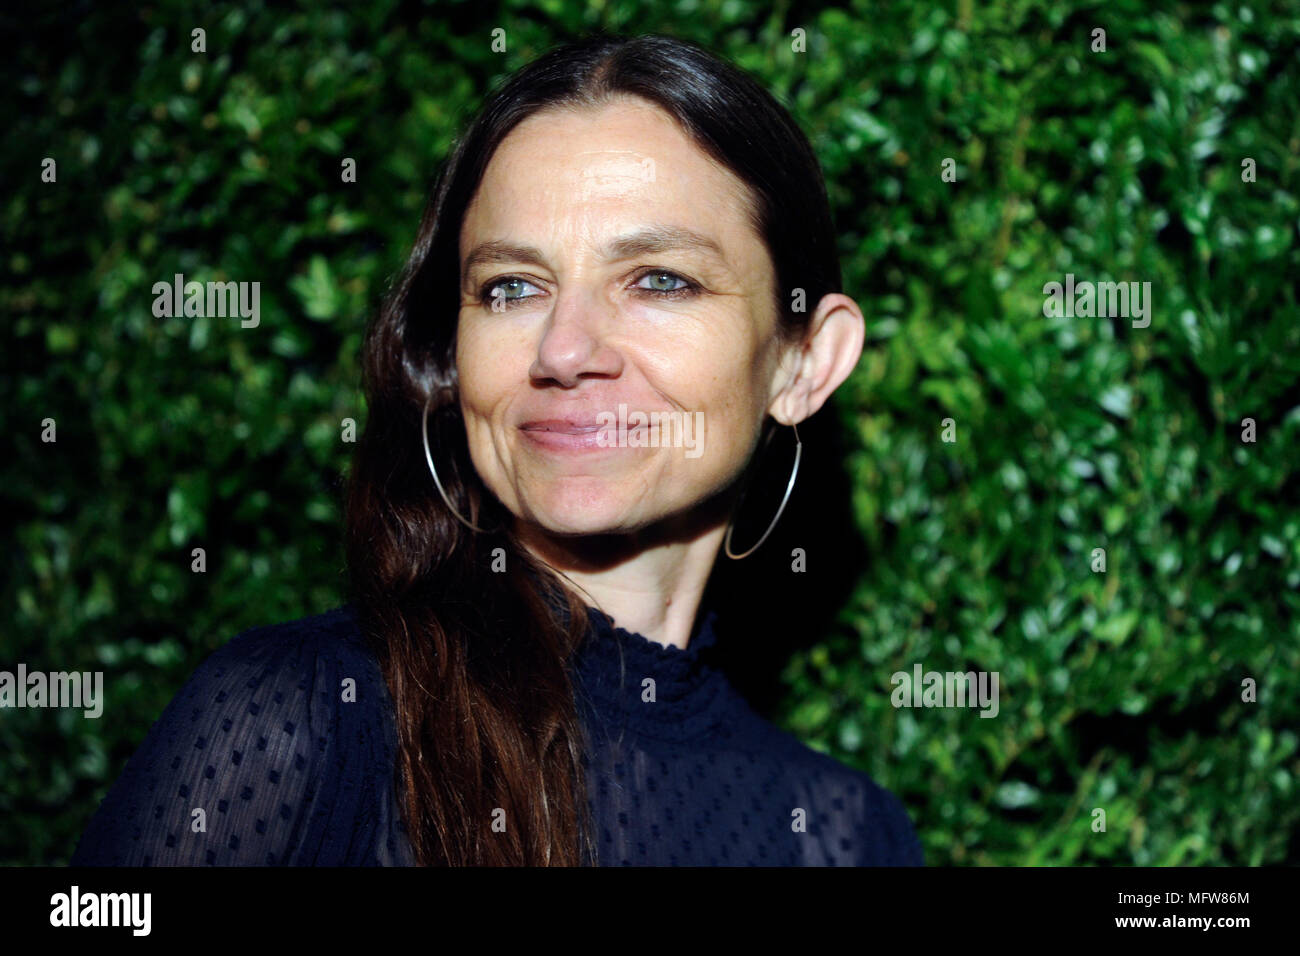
[658, 373, 763, 484]
[454, 340, 511, 491]
[456, 321, 517, 420]
[713, 367, 774, 470]
[685, 344, 765, 421]
[638, 312, 752, 390]
[631, 327, 770, 452]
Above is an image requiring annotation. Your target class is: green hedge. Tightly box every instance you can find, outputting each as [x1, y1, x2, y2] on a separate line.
[3, 0, 1297, 865]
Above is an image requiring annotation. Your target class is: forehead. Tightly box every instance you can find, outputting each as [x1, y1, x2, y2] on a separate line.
[459, 97, 760, 265]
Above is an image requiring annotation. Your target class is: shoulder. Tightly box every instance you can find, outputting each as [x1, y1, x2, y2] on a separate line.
[170, 604, 386, 728]
[206, 603, 375, 680]
[720, 693, 924, 866]
[184, 602, 394, 767]
[71, 603, 395, 866]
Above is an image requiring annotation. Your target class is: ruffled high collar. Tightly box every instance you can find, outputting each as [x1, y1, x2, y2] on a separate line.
[571, 604, 728, 742]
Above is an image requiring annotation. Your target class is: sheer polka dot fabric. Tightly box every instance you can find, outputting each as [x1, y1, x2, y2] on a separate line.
[72, 605, 921, 866]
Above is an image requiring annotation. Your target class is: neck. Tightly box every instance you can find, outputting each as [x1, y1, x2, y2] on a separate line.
[514, 499, 730, 651]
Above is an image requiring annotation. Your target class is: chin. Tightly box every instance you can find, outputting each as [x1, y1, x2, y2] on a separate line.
[530, 514, 627, 537]
[514, 479, 655, 537]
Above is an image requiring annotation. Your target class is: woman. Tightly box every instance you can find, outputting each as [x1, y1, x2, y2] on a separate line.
[71, 32, 922, 867]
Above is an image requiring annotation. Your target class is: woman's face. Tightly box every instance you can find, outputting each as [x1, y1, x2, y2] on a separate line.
[456, 96, 794, 537]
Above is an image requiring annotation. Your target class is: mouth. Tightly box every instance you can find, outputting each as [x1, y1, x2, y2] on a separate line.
[518, 417, 647, 454]
[519, 419, 604, 434]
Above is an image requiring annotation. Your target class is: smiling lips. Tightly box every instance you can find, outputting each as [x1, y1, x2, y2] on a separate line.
[519, 417, 647, 453]
[520, 419, 604, 433]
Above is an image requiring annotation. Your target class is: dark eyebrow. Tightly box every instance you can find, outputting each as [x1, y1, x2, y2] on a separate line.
[603, 225, 728, 262]
[462, 225, 729, 275]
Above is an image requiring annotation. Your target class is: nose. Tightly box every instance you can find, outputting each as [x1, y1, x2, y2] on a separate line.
[529, 284, 624, 387]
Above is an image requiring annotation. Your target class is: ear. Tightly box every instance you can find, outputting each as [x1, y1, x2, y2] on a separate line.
[767, 293, 866, 426]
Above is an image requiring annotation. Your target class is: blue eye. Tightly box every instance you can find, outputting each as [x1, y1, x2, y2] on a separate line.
[636, 271, 689, 293]
[479, 277, 540, 308]
[476, 270, 699, 310]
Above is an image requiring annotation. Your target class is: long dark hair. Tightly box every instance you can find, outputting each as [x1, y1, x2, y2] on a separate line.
[344, 32, 843, 866]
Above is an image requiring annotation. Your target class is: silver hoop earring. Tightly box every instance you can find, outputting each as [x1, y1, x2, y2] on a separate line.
[723, 422, 802, 560]
[422, 392, 489, 533]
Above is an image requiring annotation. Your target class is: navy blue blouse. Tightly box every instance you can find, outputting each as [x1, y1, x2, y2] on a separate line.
[71, 603, 923, 866]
